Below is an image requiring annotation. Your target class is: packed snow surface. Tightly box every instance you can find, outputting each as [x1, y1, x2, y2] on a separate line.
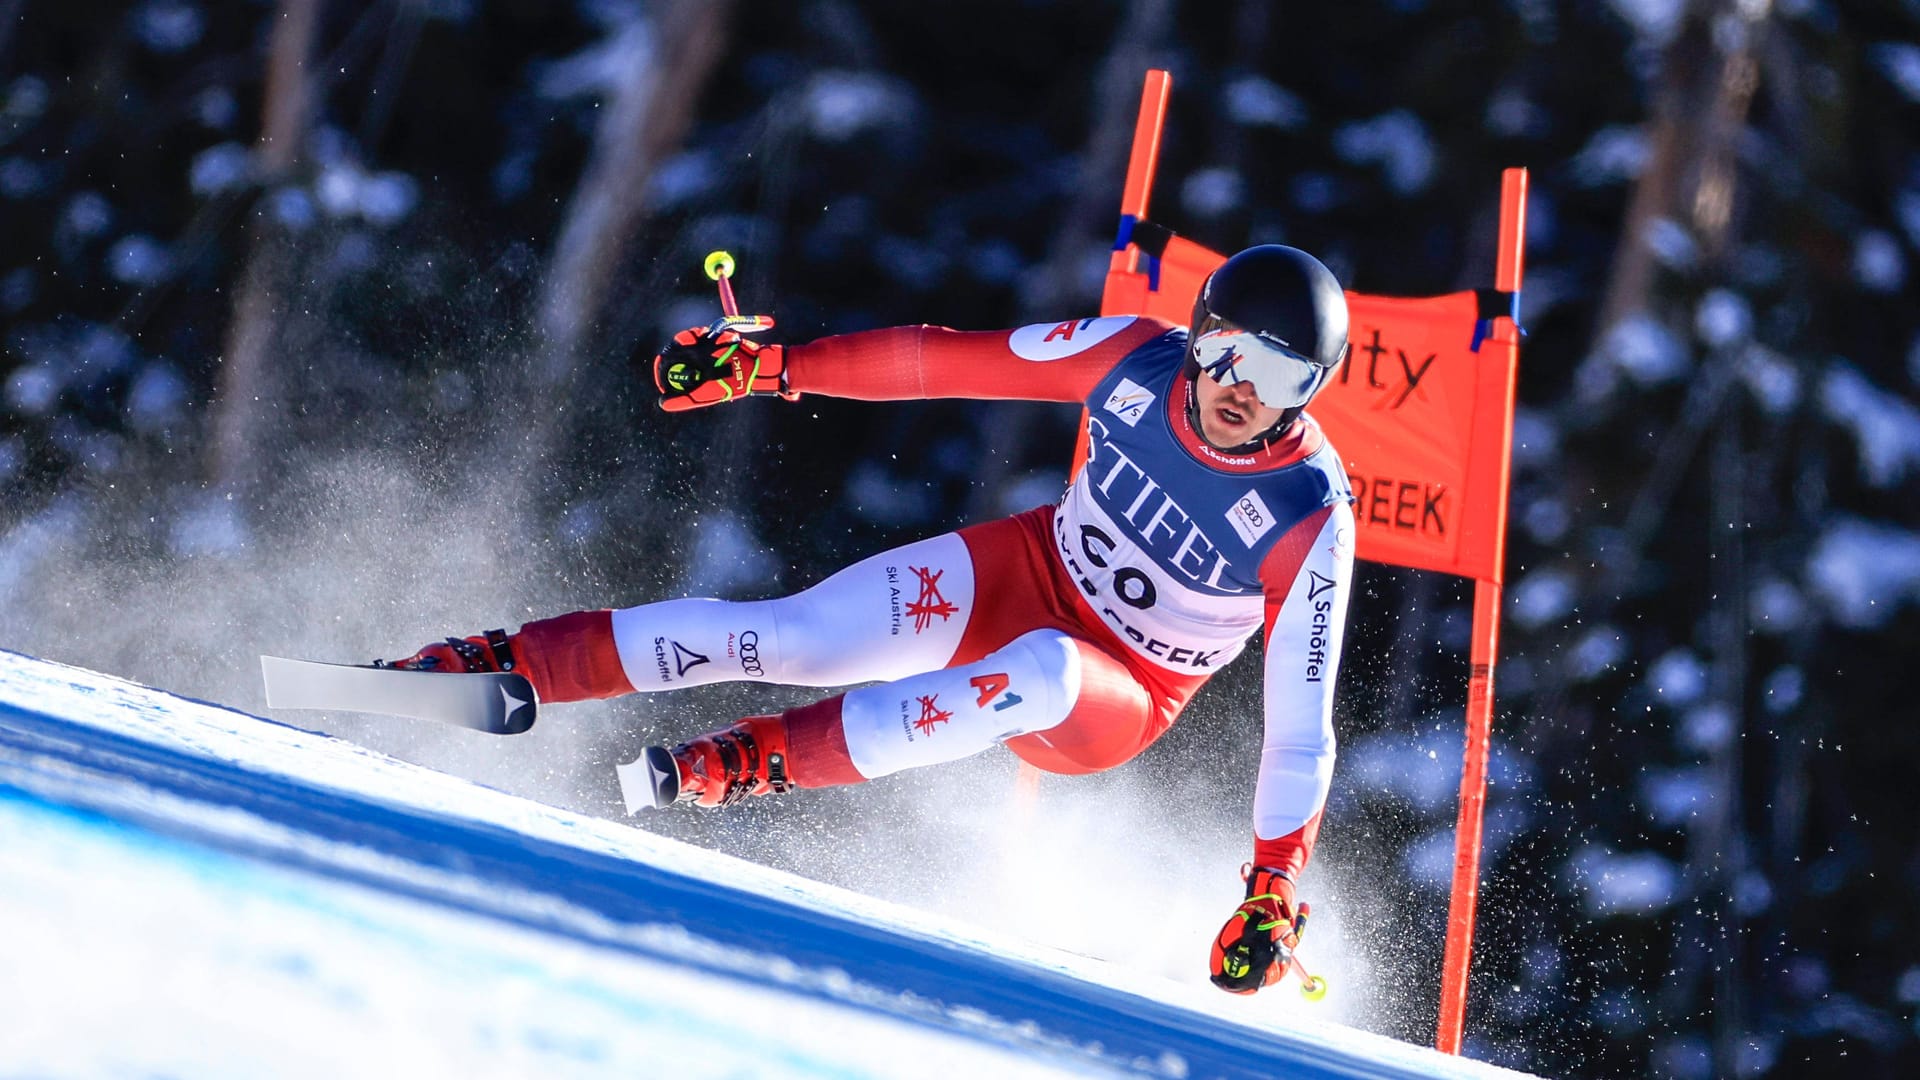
[0, 650, 1533, 1079]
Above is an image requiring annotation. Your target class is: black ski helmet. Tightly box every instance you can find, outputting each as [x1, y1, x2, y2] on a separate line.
[1188, 244, 1350, 436]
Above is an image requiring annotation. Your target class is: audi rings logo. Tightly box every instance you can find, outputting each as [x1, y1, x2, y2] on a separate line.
[736, 630, 764, 677]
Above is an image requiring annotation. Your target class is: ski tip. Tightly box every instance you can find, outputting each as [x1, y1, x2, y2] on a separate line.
[258, 654, 312, 710]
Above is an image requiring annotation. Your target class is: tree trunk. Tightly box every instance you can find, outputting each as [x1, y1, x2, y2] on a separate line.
[1595, 1, 1765, 333]
[1596, 7, 1772, 1074]
[526, 0, 734, 478]
[207, 0, 321, 504]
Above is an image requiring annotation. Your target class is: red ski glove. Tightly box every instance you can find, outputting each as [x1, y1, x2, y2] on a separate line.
[1209, 866, 1304, 994]
[652, 324, 795, 412]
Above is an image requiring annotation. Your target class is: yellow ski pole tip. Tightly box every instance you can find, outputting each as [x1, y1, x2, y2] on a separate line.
[704, 250, 735, 281]
[1299, 976, 1329, 1001]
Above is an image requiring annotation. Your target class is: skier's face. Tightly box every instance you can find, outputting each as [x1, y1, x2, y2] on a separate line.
[1194, 369, 1287, 449]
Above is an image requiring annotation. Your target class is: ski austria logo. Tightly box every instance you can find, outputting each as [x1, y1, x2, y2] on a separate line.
[1102, 377, 1157, 427]
[1008, 316, 1133, 361]
[913, 694, 953, 735]
[906, 565, 958, 633]
[899, 693, 953, 741]
[1225, 489, 1278, 547]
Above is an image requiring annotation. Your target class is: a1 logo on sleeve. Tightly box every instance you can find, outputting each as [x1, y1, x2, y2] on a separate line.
[1008, 316, 1134, 361]
[1102, 377, 1157, 426]
[1225, 489, 1278, 547]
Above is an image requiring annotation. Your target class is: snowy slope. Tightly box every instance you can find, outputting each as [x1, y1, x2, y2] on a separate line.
[0, 650, 1532, 1079]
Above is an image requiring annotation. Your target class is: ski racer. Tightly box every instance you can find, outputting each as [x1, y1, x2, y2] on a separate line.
[383, 245, 1357, 994]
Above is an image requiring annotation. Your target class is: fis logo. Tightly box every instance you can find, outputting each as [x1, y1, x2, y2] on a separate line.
[1102, 377, 1157, 427]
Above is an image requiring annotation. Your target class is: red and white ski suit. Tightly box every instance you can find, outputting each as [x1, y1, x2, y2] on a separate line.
[519, 316, 1355, 882]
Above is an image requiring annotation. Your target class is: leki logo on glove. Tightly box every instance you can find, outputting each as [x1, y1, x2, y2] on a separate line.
[912, 694, 952, 736]
[906, 566, 958, 633]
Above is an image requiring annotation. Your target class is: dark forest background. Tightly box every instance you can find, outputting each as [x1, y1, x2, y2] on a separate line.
[4, 1, 1919, 1077]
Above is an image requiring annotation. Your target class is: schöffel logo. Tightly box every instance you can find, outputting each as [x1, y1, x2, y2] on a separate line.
[670, 640, 709, 677]
[735, 630, 764, 677]
[1304, 571, 1337, 683]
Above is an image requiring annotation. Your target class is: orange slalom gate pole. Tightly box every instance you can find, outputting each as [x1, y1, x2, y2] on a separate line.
[1035, 71, 1172, 802]
[1436, 168, 1527, 1055]
[1436, 580, 1504, 1052]
[1077, 69, 1172, 480]
[1111, 69, 1171, 278]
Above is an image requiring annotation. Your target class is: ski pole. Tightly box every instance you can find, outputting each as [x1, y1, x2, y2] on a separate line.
[705, 249, 741, 316]
[1283, 903, 1329, 1000]
[1291, 955, 1329, 1000]
[702, 250, 774, 336]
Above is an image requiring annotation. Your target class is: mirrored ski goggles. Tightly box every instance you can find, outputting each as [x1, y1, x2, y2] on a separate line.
[1189, 316, 1338, 410]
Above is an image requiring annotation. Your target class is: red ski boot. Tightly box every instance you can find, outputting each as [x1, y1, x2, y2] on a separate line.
[641, 715, 792, 809]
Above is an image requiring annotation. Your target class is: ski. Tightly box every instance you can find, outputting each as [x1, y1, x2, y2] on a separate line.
[613, 746, 680, 814]
[259, 656, 538, 735]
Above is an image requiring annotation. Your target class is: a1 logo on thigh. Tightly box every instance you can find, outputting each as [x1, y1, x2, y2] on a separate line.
[969, 672, 1024, 712]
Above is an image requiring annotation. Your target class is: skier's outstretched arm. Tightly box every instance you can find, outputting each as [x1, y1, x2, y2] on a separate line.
[1208, 500, 1355, 994]
[651, 317, 1177, 410]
